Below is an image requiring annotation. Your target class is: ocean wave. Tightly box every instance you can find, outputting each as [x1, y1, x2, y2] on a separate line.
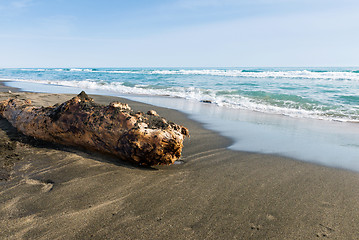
[59, 68, 359, 81]
[69, 68, 93, 72]
[15, 68, 134, 74]
[68, 68, 134, 74]
[146, 69, 359, 81]
[8, 78, 359, 122]
[12, 68, 359, 81]
[19, 68, 46, 72]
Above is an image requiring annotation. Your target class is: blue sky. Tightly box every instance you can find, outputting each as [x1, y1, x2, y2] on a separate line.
[1, 0, 359, 67]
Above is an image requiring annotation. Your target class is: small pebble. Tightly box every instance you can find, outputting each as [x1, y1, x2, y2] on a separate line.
[147, 110, 159, 116]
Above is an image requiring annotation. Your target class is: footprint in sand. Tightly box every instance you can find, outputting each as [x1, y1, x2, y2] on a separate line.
[24, 178, 54, 192]
[316, 223, 335, 238]
[250, 223, 261, 231]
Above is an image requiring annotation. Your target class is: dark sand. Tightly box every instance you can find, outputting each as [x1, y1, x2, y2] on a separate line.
[1, 83, 359, 239]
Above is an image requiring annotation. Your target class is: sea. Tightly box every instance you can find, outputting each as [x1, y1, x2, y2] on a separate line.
[1, 67, 359, 171]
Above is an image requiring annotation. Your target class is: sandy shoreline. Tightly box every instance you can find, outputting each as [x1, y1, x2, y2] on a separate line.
[1, 83, 359, 239]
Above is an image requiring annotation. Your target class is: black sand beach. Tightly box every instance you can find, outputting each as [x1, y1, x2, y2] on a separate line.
[1, 83, 359, 239]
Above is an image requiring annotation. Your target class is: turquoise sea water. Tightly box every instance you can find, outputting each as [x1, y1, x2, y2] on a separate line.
[1, 67, 359, 122]
[1, 67, 359, 171]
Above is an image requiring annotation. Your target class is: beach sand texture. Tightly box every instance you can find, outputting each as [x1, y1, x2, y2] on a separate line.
[1, 86, 359, 239]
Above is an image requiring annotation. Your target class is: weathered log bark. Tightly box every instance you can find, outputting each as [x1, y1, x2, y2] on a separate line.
[0, 92, 189, 166]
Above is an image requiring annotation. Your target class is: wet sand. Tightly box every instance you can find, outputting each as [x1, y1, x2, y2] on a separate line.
[1, 84, 359, 239]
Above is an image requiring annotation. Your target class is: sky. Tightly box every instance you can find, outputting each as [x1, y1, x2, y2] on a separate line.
[1, 0, 359, 67]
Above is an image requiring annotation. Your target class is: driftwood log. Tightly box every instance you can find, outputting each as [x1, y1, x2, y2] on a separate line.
[0, 92, 189, 166]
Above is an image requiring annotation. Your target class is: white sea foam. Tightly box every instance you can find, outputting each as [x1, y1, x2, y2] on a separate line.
[66, 69, 134, 74]
[19, 68, 46, 72]
[147, 69, 359, 81]
[8, 78, 358, 122]
[69, 68, 94, 72]
[100, 70, 134, 74]
[18, 68, 359, 81]
[65, 68, 359, 81]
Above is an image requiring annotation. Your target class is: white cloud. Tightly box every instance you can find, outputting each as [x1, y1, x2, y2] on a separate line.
[173, 0, 300, 9]
[0, 0, 34, 17]
[172, 0, 357, 10]
[174, 0, 233, 9]
[11, 0, 33, 8]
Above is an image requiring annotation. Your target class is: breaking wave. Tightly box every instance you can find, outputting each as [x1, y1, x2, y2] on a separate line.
[6, 77, 359, 123]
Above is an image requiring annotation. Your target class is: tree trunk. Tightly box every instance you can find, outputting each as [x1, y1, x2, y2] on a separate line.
[0, 92, 189, 166]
